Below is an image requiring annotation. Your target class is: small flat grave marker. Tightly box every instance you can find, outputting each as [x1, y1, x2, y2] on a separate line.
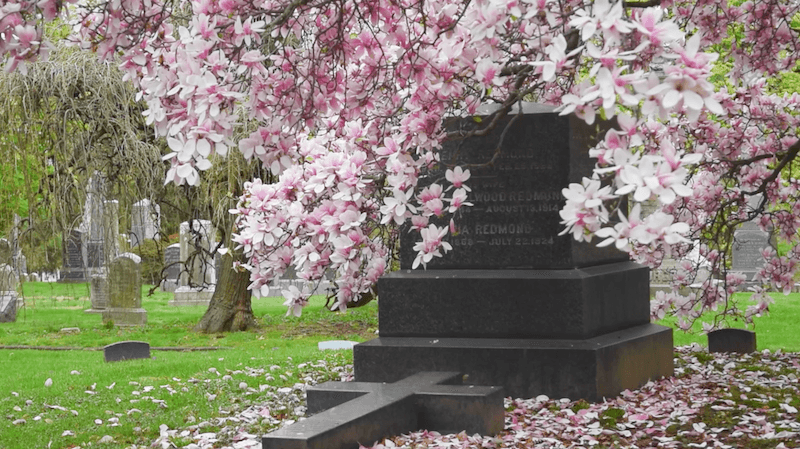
[708, 329, 757, 354]
[262, 371, 503, 449]
[104, 341, 151, 362]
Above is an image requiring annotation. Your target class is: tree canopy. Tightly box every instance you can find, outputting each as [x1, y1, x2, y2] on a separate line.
[3, 0, 800, 328]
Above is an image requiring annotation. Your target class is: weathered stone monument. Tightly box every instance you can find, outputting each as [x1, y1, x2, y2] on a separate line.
[130, 199, 160, 247]
[10, 214, 27, 279]
[102, 253, 147, 326]
[87, 200, 120, 314]
[263, 104, 674, 448]
[169, 220, 216, 306]
[160, 243, 181, 293]
[732, 195, 773, 287]
[0, 264, 20, 322]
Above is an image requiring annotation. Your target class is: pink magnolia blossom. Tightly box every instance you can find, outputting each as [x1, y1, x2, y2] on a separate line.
[7, 0, 798, 324]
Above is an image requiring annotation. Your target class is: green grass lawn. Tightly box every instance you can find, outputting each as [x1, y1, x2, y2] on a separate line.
[658, 291, 800, 352]
[1, 282, 376, 449]
[1, 282, 799, 449]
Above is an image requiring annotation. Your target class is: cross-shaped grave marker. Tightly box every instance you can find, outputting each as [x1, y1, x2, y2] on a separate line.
[262, 371, 504, 449]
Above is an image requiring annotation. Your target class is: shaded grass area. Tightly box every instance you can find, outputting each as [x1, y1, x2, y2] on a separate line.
[1, 282, 376, 449]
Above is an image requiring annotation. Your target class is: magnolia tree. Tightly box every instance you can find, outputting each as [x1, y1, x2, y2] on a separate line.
[4, 0, 799, 329]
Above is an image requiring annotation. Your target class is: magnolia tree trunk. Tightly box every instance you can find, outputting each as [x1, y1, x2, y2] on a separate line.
[194, 251, 258, 333]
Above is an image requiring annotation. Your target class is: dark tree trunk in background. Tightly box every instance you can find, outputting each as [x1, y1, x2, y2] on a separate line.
[194, 250, 258, 333]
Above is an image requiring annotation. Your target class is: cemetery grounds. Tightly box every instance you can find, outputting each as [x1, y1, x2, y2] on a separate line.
[0, 282, 798, 449]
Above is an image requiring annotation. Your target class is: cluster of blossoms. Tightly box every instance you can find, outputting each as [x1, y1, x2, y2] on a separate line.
[4, 0, 800, 325]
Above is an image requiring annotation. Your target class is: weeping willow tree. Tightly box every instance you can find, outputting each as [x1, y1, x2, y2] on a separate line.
[0, 42, 267, 332]
[0, 43, 167, 272]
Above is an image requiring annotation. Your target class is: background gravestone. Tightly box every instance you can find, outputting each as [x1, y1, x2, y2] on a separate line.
[355, 104, 674, 401]
[60, 229, 86, 282]
[102, 253, 147, 326]
[82, 172, 106, 272]
[169, 220, 216, 306]
[130, 199, 160, 248]
[87, 200, 121, 314]
[0, 239, 12, 266]
[732, 195, 773, 288]
[11, 214, 27, 280]
[0, 264, 20, 322]
[161, 243, 181, 292]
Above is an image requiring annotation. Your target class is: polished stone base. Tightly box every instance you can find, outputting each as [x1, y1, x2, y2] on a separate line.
[355, 323, 673, 402]
[378, 262, 650, 339]
[262, 371, 504, 449]
[102, 308, 147, 326]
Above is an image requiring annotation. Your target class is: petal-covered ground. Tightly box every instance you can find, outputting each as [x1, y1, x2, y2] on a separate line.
[148, 346, 799, 449]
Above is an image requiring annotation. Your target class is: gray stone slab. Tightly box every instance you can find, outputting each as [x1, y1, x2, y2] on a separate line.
[399, 104, 626, 270]
[0, 294, 16, 322]
[354, 323, 673, 402]
[708, 329, 757, 354]
[104, 341, 151, 362]
[263, 371, 504, 449]
[102, 253, 146, 326]
[378, 262, 650, 339]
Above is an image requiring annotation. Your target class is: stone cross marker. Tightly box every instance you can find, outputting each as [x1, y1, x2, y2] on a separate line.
[102, 253, 147, 326]
[263, 371, 503, 449]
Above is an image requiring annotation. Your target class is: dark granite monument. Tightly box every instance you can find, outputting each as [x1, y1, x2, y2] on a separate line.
[357, 103, 674, 400]
[263, 104, 674, 448]
[60, 229, 86, 282]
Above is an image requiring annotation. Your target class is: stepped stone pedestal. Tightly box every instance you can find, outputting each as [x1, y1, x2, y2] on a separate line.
[263, 104, 673, 448]
[358, 104, 673, 401]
